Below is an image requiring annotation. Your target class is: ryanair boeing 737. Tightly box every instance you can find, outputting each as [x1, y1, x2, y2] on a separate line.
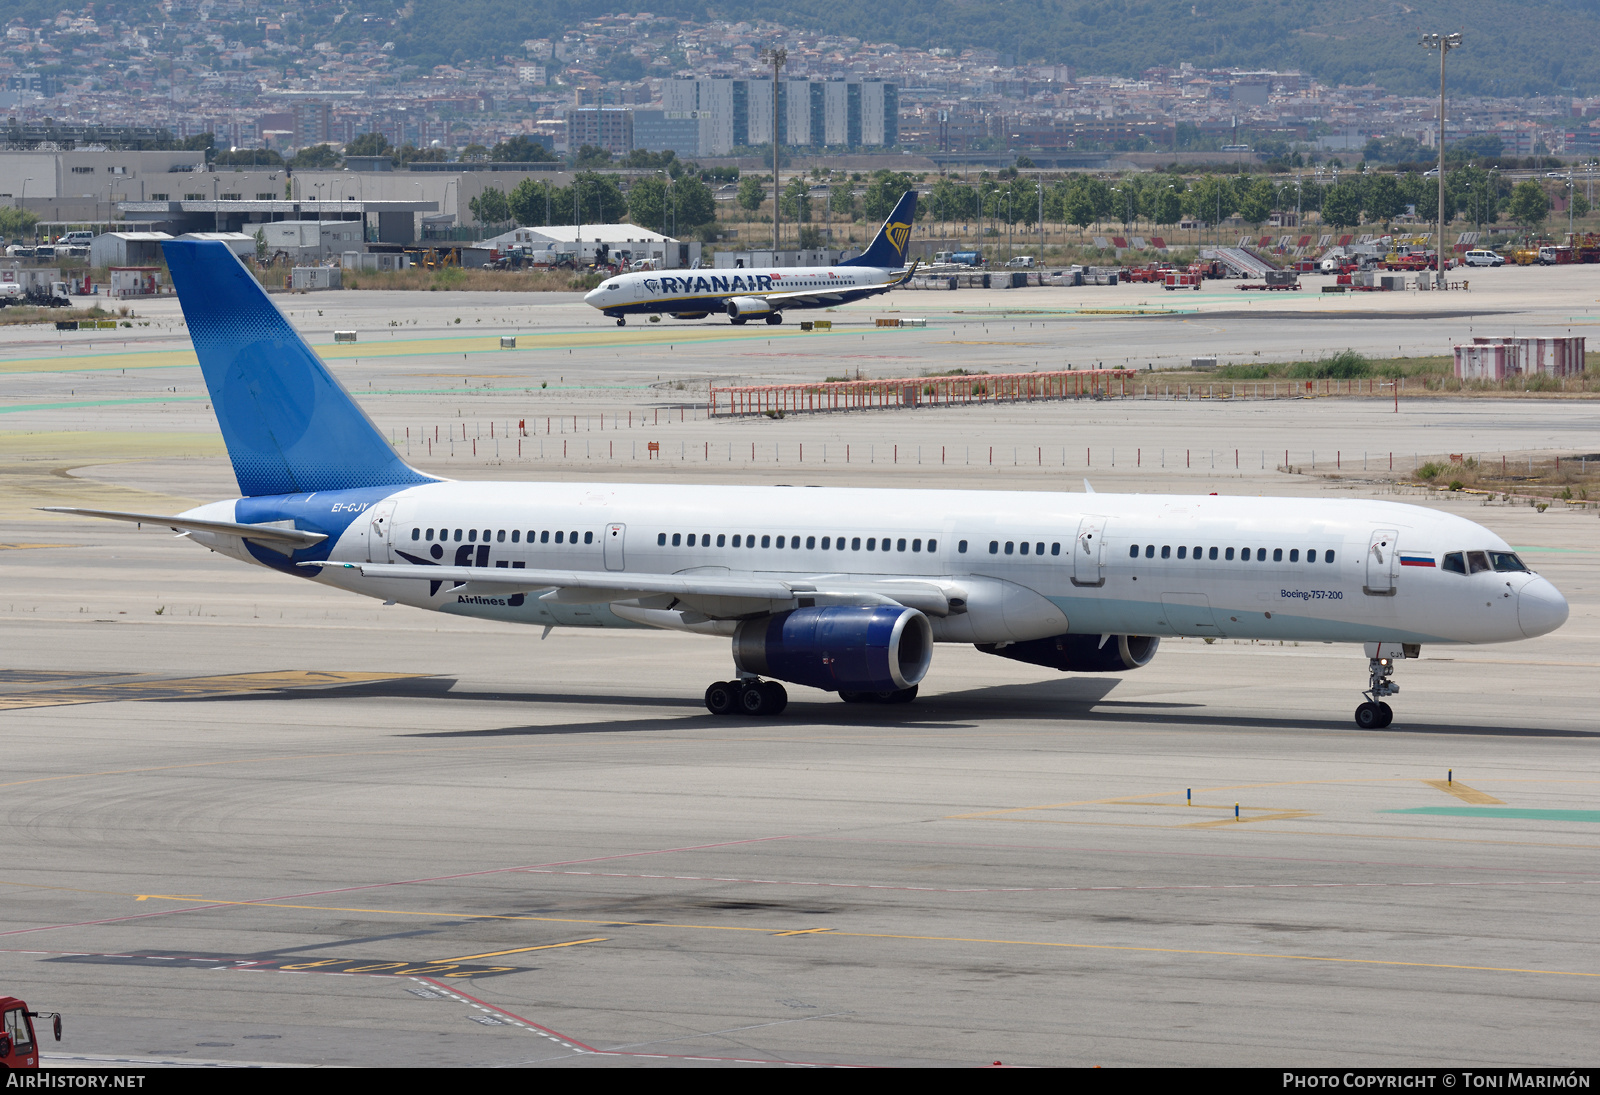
[45, 240, 1568, 728]
[583, 191, 919, 326]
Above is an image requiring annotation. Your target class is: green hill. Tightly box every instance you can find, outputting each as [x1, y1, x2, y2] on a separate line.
[391, 0, 1600, 98]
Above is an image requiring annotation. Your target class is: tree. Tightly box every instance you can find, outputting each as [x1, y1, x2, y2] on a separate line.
[1364, 174, 1405, 223]
[491, 135, 555, 162]
[568, 172, 628, 224]
[346, 132, 392, 157]
[1507, 179, 1551, 226]
[861, 171, 916, 224]
[737, 176, 766, 217]
[1062, 182, 1097, 229]
[670, 175, 715, 230]
[289, 143, 341, 169]
[1152, 185, 1184, 227]
[1237, 177, 1275, 227]
[622, 148, 677, 170]
[460, 143, 490, 162]
[0, 207, 39, 238]
[569, 144, 612, 169]
[398, 145, 447, 164]
[1186, 175, 1236, 226]
[1321, 181, 1363, 229]
[509, 178, 552, 226]
[1572, 193, 1591, 221]
[212, 148, 284, 166]
[627, 175, 669, 233]
[829, 185, 857, 220]
[781, 176, 812, 223]
[469, 186, 511, 225]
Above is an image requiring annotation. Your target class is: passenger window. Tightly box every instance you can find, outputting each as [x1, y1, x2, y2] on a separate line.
[1020, 542, 1030, 556]
[898, 538, 907, 552]
[808, 536, 817, 549]
[1129, 545, 1139, 558]
[912, 538, 921, 552]
[411, 528, 420, 541]
[1035, 542, 1044, 555]
[511, 531, 520, 543]
[1442, 551, 1466, 574]
[469, 529, 478, 543]
[658, 533, 666, 546]
[1307, 549, 1316, 563]
[928, 539, 938, 552]
[1290, 549, 1299, 562]
[555, 531, 564, 544]
[483, 529, 491, 541]
[671, 533, 681, 546]
[687, 534, 696, 547]
[717, 534, 727, 547]
[776, 535, 785, 548]
[821, 536, 830, 549]
[1177, 546, 1187, 559]
[1467, 550, 1491, 574]
[1490, 551, 1526, 573]
[497, 530, 505, 543]
[1225, 547, 1235, 561]
[1051, 543, 1060, 556]
[853, 537, 862, 550]
[1005, 542, 1015, 555]
[1257, 549, 1266, 562]
[989, 541, 998, 554]
[958, 540, 967, 553]
[1325, 550, 1336, 564]
[748, 535, 757, 549]
[1273, 548, 1282, 562]
[1208, 547, 1217, 560]
[1144, 545, 1154, 559]
[867, 537, 876, 551]
[1192, 546, 1200, 559]
[1160, 545, 1170, 559]
[426, 529, 435, 541]
[584, 532, 592, 544]
[732, 534, 741, 547]
[540, 531, 549, 543]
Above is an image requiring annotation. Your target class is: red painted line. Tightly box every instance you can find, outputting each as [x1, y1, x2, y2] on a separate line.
[418, 978, 599, 1052]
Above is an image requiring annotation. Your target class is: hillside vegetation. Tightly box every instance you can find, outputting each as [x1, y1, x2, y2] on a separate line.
[392, 0, 1600, 97]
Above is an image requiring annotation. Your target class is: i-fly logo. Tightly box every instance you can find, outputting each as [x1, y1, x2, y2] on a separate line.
[887, 221, 911, 257]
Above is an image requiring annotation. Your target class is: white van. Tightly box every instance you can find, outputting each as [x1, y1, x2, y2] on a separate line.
[1463, 249, 1504, 267]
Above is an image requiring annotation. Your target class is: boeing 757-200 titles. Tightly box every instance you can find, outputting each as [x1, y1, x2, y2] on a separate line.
[583, 191, 919, 326]
[46, 240, 1568, 728]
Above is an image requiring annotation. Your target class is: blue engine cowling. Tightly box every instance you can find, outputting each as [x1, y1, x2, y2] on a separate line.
[976, 633, 1159, 672]
[732, 606, 933, 693]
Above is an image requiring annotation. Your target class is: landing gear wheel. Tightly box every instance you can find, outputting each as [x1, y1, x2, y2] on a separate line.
[761, 681, 788, 716]
[739, 681, 770, 716]
[765, 312, 783, 325]
[1377, 702, 1393, 728]
[1355, 701, 1384, 729]
[705, 681, 737, 716]
[615, 317, 626, 327]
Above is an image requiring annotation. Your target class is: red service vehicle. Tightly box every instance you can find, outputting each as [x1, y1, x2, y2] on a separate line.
[1, 997, 62, 1071]
[1163, 269, 1202, 290]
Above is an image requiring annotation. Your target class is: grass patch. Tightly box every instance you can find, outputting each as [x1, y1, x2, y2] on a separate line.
[342, 268, 601, 292]
[0, 304, 119, 327]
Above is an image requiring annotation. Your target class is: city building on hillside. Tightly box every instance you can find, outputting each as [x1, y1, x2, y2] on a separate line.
[566, 107, 634, 155]
[661, 77, 897, 155]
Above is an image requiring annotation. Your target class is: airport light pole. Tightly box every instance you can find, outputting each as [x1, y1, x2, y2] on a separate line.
[761, 47, 786, 255]
[1420, 32, 1462, 288]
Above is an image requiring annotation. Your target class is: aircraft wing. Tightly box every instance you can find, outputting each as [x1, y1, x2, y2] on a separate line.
[323, 561, 955, 617]
[40, 506, 328, 548]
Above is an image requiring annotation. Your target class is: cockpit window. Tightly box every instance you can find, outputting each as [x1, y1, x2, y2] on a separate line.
[1466, 550, 1492, 574]
[1490, 551, 1528, 573]
[1442, 552, 1466, 574]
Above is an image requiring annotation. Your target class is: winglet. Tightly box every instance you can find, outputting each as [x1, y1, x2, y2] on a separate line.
[1083, 479, 1096, 493]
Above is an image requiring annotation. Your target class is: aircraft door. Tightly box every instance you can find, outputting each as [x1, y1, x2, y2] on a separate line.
[1072, 515, 1107, 587]
[1365, 528, 1398, 596]
[365, 500, 397, 563]
[604, 523, 626, 571]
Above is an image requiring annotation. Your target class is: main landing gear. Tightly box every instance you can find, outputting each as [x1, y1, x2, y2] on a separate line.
[1355, 654, 1399, 729]
[705, 678, 788, 717]
[615, 317, 626, 327]
[764, 312, 783, 325]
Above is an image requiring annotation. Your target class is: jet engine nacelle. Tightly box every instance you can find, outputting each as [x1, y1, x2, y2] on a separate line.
[977, 633, 1159, 673]
[726, 295, 774, 317]
[733, 606, 933, 693]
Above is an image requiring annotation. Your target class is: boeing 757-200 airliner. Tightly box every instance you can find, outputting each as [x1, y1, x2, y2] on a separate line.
[46, 241, 1568, 728]
[582, 191, 919, 326]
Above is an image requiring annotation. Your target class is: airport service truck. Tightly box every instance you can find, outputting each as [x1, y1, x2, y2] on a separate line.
[1, 997, 63, 1071]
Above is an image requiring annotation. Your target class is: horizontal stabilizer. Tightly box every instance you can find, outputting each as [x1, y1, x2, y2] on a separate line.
[40, 506, 328, 547]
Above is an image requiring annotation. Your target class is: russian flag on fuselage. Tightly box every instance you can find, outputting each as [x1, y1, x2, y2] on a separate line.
[1399, 553, 1435, 567]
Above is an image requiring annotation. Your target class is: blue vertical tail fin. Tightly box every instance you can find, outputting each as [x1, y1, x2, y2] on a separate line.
[163, 239, 436, 498]
[840, 190, 917, 268]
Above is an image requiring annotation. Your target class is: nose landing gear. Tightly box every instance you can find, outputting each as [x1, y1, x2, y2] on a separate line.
[616, 317, 626, 327]
[1354, 643, 1414, 728]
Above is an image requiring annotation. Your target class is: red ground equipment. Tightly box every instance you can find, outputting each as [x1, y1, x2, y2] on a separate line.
[1, 997, 62, 1071]
[1163, 270, 1202, 290]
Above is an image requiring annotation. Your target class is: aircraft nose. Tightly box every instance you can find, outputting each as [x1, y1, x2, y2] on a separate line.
[584, 285, 605, 306]
[1518, 576, 1569, 638]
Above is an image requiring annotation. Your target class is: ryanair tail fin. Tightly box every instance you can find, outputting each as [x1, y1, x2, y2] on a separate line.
[164, 240, 436, 498]
[840, 190, 917, 269]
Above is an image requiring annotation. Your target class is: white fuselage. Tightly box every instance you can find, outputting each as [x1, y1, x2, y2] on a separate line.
[184, 483, 1568, 650]
[583, 265, 902, 318]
